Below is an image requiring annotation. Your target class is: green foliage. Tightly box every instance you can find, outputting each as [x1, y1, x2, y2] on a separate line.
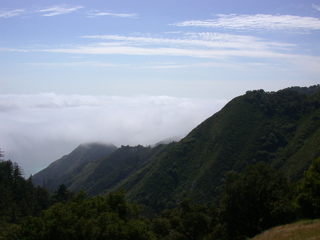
[19, 189, 156, 240]
[0, 160, 48, 224]
[3, 159, 320, 240]
[32, 143, 118, 191]
[0, 159, 51, 239]
[296, 157, 320, 218]
[218, 163, 296, 239]
[120, 85, 320, 214]
[152, 199, 215, 240]
[50, 184, 74, 204]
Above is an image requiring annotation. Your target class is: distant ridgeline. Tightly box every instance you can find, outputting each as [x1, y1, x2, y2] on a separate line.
[32, 85, 320, 213]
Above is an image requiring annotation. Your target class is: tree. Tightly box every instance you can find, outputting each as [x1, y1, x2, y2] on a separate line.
[219, 163, 295, 239]
[20, 190, 156, 240]
[152, 199, 212, 240]
[296, 157, 320, 218]
[50, 184, 74, 204]
[0, 148, 4, 159]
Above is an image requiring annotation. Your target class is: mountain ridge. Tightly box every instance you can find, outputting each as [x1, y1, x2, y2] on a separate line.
[32, 85, 320, 214]
[32, 142, 118, 190]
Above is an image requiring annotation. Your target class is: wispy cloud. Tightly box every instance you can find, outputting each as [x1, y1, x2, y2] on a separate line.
[0, 9, 25, 18]
[43, 45, 292, 59]
[38, 5, 83, 17]
[88, 11, 137, 18]
[313, 4, 320, 11]
[24, 61, 118, 67]
[81, 33, 293, 51]
[0, 47, 29, 52]
[44, 33, 294, 59]
[173, 14, 320, 32]
[34, 32, 320, 74]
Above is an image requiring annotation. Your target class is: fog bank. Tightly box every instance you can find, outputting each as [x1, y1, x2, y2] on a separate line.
[0, 94, 228, 176]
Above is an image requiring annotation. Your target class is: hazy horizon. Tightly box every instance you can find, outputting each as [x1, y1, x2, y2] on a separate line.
[0, 94, 228, 176]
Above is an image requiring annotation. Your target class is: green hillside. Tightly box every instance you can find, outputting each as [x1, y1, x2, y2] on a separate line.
[115, 85, 320, 212]
[32, 143, 117, 191]
[32, 85, 320, 214]
[64, 143, 176, 195]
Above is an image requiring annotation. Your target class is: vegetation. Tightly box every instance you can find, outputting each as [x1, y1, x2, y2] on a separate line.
[19, 189, 155, 240]
[2, 157, 320, 239]
[32, 143, 118, 191]
[117, 85, 320, 214]
[2, 85, 320, 239]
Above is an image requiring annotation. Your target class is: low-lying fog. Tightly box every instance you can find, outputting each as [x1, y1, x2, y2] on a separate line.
[0, 93, 228, 176]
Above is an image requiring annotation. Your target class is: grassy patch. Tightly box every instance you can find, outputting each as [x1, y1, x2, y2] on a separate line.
[251, 219, 320, 240]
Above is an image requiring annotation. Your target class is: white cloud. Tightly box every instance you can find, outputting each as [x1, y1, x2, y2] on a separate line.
[38, 5, 83, 17]
[44, 45, 292, 59]
[24, 61, 118, 67]
[2, 31, 318, 73]
[173, 14, 320, 32]
[0, 9, 25, 18]
[0, 47, 29, 52]
[82, 33, 289, 50]
[1, 31, 295, 59]
[0, 94, 227, 176]
[88, 11, 137, 18]
[46, 33, 294, 59]
[32, 32, 320, 74]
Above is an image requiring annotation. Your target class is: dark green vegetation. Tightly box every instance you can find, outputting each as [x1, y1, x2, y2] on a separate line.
[123, 85, 320, 213]
[2, 85, 320, 239]
[2, 157, 320, 239]
[0, 155, 74, 239]
[32, 143, 117, 191]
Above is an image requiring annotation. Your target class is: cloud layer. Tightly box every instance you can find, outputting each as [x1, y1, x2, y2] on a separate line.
[37, 5, 84, 17]
[44, 32, 295, 59]
[0, 5, 136, 18]
[0, 94, 227, 176]
[173, 14, 320, 32]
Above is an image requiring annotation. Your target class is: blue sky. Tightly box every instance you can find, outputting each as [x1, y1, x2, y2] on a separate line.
[1, 0, 319, 97]
[1, 0, 320, 175]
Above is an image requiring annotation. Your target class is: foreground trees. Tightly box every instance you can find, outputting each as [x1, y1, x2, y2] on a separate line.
[20, 189, 155, 240]
[0, 160, 49, 224]
[218, 163, 296, 239]
[296, 157, 320, 219]
[1, 156, 320, 239]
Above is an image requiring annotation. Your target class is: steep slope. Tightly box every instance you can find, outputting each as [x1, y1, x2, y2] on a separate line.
[32, 142, 117, 191]
[32, 85, 320, 215]
[113, 86, 320, 212]
[64, 143, 176, 195]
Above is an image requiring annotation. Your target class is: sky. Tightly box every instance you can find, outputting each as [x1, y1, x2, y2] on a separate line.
[0, 0, 320, 176]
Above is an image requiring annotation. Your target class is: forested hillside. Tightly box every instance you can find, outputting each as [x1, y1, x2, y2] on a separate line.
[32, 85, 320, 215]
[32, 143, 117, 191]
[117, 85, 320, 212]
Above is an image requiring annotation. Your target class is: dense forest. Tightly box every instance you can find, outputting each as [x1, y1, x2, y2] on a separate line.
[1, 156, 320, 239]
[2, 85, 320, 239]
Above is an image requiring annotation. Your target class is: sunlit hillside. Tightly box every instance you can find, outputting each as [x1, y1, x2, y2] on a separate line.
[251, 219, 320, 240]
